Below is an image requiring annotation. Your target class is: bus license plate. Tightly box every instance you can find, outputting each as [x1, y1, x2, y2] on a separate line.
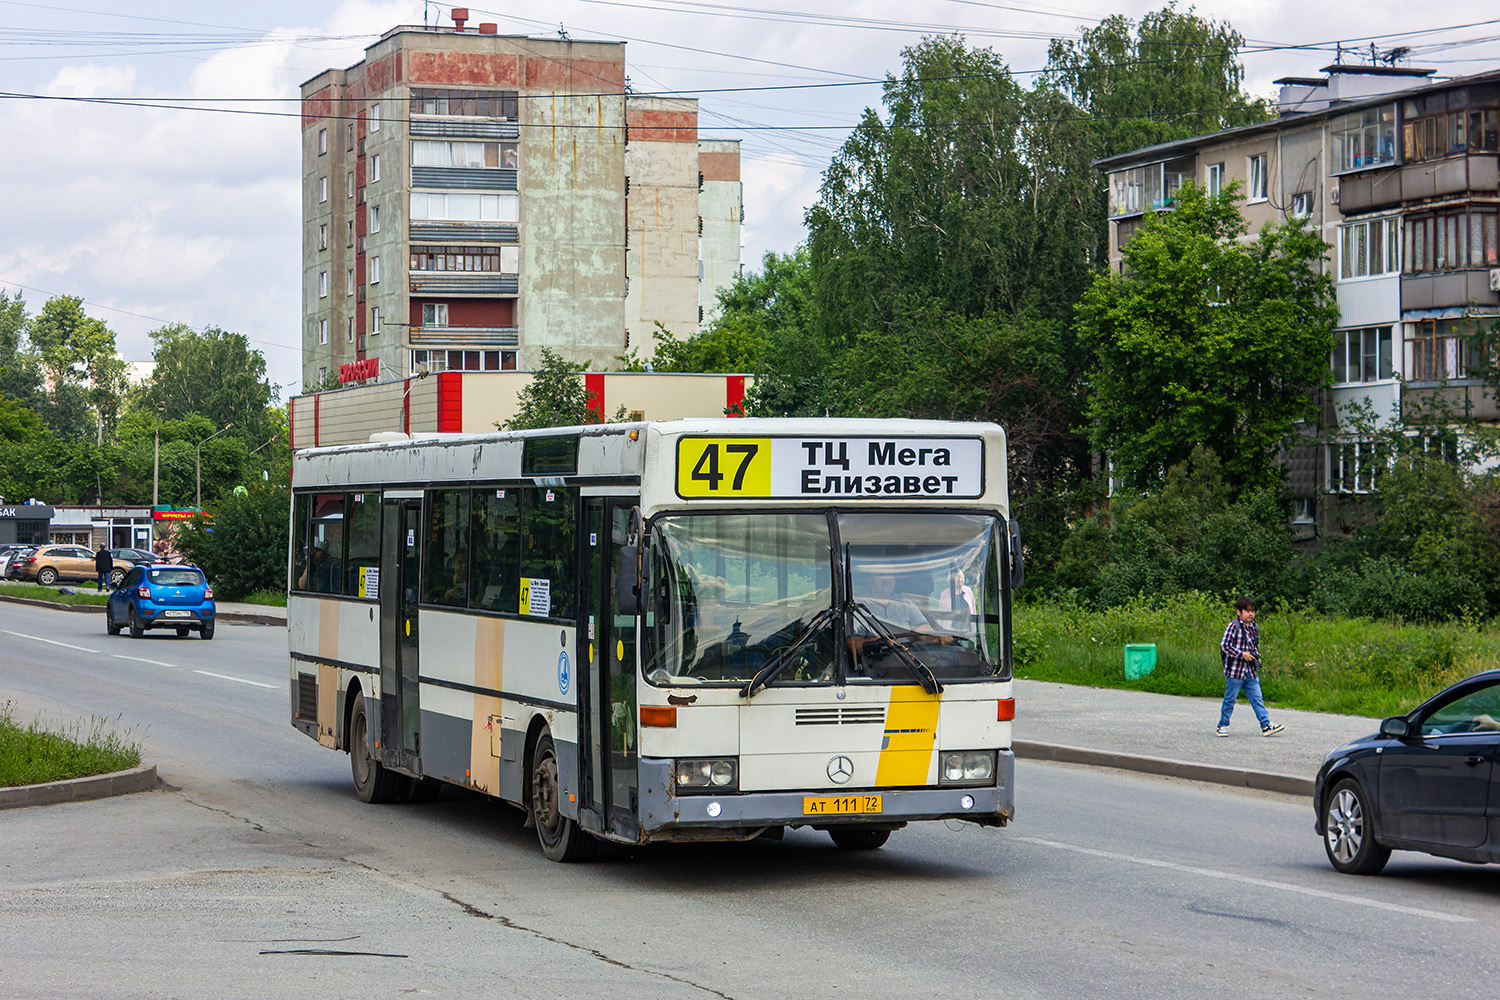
[163, 610, 192, 618]
[803, 795, 882, 815]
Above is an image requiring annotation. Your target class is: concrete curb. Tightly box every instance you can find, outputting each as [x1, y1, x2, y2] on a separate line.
[0, 594, 285, 626]
[0, 764, 158, 810]
[1014, 740, 1314, 797]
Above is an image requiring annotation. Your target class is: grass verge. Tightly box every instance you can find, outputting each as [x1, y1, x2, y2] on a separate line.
[0, 582, 108, 605]
[0, 702, 143, 787]
[1013, 592, 1497, 719]
[240, 589, 288, 607]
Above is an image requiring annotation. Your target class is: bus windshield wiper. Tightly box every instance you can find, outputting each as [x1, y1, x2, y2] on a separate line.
[848, 601, 943, 695]
[739, 605, 838, 700]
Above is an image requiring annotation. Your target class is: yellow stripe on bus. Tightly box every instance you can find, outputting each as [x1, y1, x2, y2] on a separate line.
[874, 686, 941, 787]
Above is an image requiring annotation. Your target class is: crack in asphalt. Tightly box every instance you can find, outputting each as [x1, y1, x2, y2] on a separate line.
[438, 890, 737, 999]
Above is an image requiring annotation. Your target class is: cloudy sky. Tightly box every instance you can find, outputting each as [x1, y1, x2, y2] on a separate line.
[3, 0, 1499, 398]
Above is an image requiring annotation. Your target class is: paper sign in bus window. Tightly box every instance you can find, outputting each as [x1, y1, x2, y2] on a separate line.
[359, 566, 379, 598]
[520, 577, 551, 616]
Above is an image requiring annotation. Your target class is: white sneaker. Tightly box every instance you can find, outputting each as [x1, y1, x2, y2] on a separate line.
[1261, 723, 1285, 736]
[1215, 726, 1229, 737]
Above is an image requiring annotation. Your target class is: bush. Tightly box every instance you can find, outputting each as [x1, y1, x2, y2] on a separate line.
[176, 484, 289, 600]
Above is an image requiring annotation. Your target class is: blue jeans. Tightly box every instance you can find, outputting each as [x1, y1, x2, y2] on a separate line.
[1220, 675, 1271, 728]
[97, 571, 110, 591]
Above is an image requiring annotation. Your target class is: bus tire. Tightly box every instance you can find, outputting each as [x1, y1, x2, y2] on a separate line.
[531, 732, 598, 862]
[350, 698, 404, 804]
[401, 777, 443, 803]
[828, 828, 891, 850]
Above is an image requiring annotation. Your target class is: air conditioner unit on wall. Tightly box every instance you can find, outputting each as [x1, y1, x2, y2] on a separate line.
[1490, 268, 1500, 293]
[1330, 186, 1340, 205]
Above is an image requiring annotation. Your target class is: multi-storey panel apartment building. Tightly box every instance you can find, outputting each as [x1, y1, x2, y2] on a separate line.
[300, 10, 742, 390]
[1097, 62, 1500, 534]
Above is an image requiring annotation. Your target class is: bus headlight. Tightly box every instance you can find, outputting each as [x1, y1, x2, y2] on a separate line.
[939, 751, 995, 786]
[674, 758, 738, 793]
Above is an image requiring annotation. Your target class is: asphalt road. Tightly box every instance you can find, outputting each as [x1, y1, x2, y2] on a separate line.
[2, 601, 1498, 1000]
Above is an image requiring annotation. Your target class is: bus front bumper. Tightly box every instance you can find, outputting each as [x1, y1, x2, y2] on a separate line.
[637, 749, 1014, 838]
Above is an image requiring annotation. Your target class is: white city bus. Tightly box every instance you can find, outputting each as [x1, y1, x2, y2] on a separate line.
[288, 418, 1021, 860]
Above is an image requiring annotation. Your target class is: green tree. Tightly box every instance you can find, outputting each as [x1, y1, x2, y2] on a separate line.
[27, 296, 121, 440]
[0, 291, 42, 408]
[503, 348, 617, 430]
[138, 324, 278, 443]
[1076, 183, 1338, 492]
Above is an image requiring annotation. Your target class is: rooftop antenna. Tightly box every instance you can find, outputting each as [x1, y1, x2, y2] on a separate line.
[557, 22, 570, 40]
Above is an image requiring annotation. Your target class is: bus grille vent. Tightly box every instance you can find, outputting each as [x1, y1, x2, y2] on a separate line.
[795, 707, 885, 726]
[297, 673, 318, 721]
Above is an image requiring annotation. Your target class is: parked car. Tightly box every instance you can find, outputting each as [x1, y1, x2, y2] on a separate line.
[1315, 668, 1500, 875]
[105, 547, 157, 587]
[0, 544, 34, 578]
[106, 564, 216, 639]
[13, 544, 101, 586]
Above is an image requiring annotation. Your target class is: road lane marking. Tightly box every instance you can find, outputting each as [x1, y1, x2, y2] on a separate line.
[1, 629, 97, 654]
[112, 655, 178, 668]
[194, 670, 278, 690]
[1016, 836, 1472, 924]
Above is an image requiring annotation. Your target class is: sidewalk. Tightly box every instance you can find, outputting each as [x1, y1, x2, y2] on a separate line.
[1014, 679, 1377, 796]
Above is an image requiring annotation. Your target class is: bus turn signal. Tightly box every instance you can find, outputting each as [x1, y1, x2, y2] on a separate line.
[997, 698, 1015, 721]
[640, 705, 678, 728]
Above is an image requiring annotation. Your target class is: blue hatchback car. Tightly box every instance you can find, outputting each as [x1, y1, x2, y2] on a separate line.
[106, 564, 217, 639]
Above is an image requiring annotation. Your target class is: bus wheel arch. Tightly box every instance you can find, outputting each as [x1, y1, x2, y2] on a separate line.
[527, 723, 598, 862]
[341, 678, 364, 752]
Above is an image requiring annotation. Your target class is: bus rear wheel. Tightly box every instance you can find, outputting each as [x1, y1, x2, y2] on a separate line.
[828, 828, 891, 851]
[350, 698, 404, 804]
[531, 732, 598, 862]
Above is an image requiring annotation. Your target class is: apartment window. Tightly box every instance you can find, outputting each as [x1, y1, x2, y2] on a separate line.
[501, 143, 518, 169]
[370, 103, 380, 131]
[318, 271, 328, 297]
[1405, 208, 1499, 272]
[1331, 105, 1396, 172]
[1291, 192, 1313, 219]
[347, 221, 354, 247]
[412, 139, 506, 168]
[371, 307, 381, 336]
[1326, 442, 1381, 494]
[1109, 166, 1144, 217]
[422, 303, 449, 327]
[500, 245, 520, 275]
[1339, 217, 1400, 279]
[370, 256, 381, 284]
[371, 154, 381, 182]
[346, 268, 354, 296]
[410, 349, 514, 373]
[318, 176, 327, 202]
[318, 128, 327, 155]
[409, 192, 518, 223]
[347, 123, 354, 151]
[1402, 87, 1500, 163]
[319, 366, 327, 385]
[1332, 326, 1394, 384]
[346, 317, 354, 343]
[1206, 162, 1224, 197]
[370, 204, 381, 233]
[317, 224, 327, 251]
[318, 319, 327, 345]
[1408, 319, 1482, 382]
[411, 88, 518, 119]
[410, 245, 504, 271]
[1247, 154, 1268, 202]
[347, 172, 355, 198]
[1291, 497, 1315, 524]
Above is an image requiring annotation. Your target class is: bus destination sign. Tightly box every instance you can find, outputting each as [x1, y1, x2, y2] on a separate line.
[676, 436, 983, 500]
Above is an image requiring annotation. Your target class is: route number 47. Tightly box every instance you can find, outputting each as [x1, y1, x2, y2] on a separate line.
[692, 442, 759, 491]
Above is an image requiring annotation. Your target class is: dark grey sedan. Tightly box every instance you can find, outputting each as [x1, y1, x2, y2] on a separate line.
[1314, 669, 1500, 875]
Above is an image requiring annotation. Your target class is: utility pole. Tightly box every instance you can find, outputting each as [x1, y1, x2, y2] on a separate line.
[152, 402, 164, 507]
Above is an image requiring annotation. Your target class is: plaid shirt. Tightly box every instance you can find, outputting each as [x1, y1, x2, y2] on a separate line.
[1221, 618, 1260, 679]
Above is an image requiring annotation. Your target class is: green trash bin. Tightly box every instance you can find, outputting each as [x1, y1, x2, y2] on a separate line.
[1124, 643, 1157, 680]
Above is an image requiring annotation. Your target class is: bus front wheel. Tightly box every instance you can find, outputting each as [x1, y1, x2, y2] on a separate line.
[828, 828, 891, 850]
[531, 732, 598, 862]
[350, 698, 404, 804]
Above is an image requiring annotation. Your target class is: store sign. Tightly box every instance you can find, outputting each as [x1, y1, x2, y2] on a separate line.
[152, 510, 197, 521]
[339, 358, 380, 383]
[675, 436, 984, 500]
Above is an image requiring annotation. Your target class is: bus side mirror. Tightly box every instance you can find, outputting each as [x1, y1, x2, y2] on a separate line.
[616, 544, 640, 615]
[1007, 520, 1025, 590]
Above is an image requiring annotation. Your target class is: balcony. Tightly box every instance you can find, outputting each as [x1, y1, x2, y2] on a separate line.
[408, 325, 520, 348]
[410, 118, 520, 141]
[411, 166, 518, 190]
[1402, 381, 1500, 422]
[1401, 270, 1500, 310]
[1338, 154, 1500, 214]
[408, 271, 519, 295]
[408, 222, 518, 244]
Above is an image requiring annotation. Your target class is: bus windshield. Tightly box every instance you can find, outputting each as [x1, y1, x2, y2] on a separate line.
[643, 510, 1005, 687]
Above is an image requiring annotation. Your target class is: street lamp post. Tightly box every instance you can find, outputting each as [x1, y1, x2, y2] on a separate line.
[195, 423, 233, 509]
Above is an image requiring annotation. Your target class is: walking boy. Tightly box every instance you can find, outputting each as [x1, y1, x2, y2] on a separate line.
[1217, 597, 1284, 737]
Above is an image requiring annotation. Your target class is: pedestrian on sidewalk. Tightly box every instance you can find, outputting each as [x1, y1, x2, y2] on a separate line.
[94, 545, 113, 592]
[1217, 596, 1284, 737]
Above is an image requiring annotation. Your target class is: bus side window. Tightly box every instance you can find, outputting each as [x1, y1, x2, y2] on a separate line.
[520, 486, 576, 620]
[472, 489, 520, 612]
[423, 489, 471, 607]
[290, 493, 311, 591]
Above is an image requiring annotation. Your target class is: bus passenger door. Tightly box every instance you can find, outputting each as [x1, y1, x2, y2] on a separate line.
[583, 498, 640, 839]
[379, 496, 422, 770]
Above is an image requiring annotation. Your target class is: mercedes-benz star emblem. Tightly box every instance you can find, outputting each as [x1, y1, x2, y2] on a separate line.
[827, 755, 854, 784]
